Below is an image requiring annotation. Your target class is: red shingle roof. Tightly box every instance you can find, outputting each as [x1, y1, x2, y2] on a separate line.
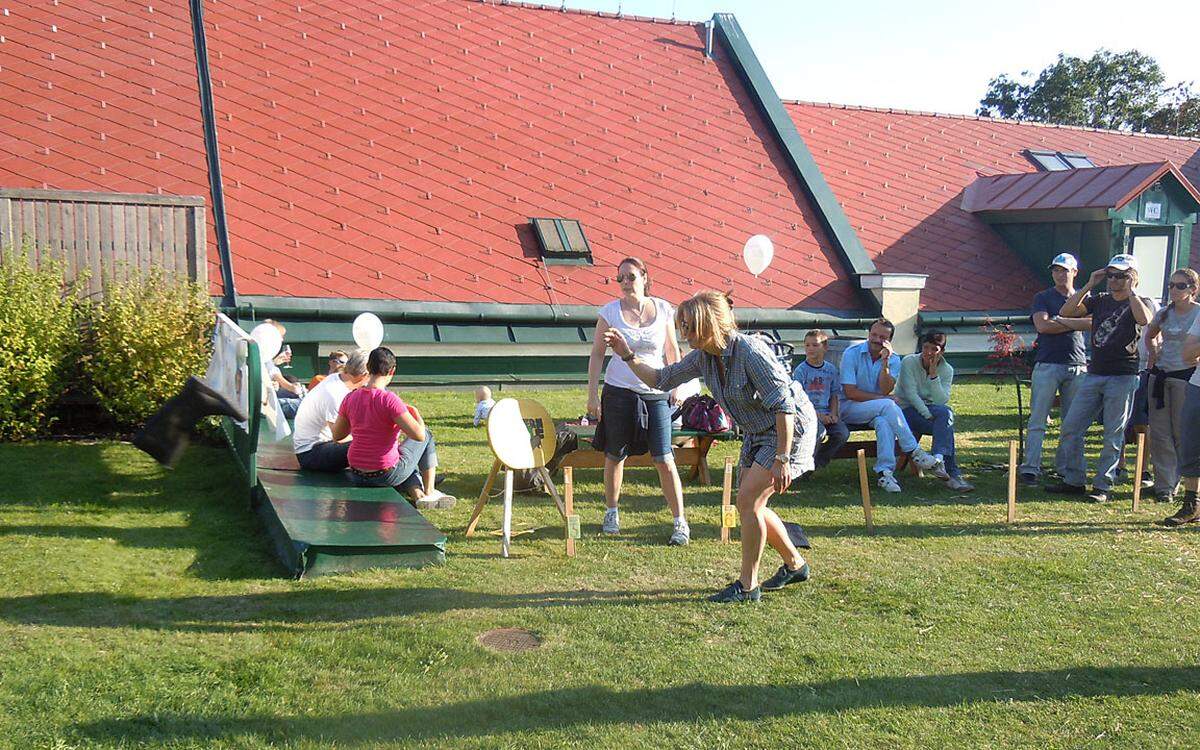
[1, 0, 859, 311]
[786, 102, 1200, 311]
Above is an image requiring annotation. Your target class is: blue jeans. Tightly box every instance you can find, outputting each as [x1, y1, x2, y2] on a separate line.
[1054, 374, 1139, 491]
[348, 432, 439, 494]
[902, 405, 960, 478]
[1020, 362, 1084, 477]
[840, 398, 920, 474]
[296, 440, 349, 472]
[813, 418, 850, 468]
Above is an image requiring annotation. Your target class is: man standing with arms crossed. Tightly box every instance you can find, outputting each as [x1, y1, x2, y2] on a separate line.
[1019, 253, 1091, 486]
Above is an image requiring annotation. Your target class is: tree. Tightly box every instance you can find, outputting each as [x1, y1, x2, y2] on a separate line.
[978, 49, 1199, 137]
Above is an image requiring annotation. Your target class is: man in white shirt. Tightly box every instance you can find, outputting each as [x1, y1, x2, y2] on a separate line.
[293, 349, 369, 471]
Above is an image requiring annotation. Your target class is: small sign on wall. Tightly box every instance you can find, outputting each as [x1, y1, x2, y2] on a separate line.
[1144, 202, 1163, 220]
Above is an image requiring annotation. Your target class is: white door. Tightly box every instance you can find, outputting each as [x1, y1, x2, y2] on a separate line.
[1129, 233, 1171, 301]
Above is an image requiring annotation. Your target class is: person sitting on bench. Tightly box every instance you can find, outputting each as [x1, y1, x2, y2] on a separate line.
[292, 349, 369, 472]
[792, 329, 848, 471]
[332, 347, 455, 510]
[839, 318, 945, 493]
[895, 331, 974, 492]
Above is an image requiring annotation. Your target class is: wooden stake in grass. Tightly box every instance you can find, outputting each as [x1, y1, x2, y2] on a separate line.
[563, 467, 577, 557]
[1132, 430, 1146, 512]
[720, 456, 734, 543]
[1007, 439, 1018, 523]
[856, 448, 874, 534]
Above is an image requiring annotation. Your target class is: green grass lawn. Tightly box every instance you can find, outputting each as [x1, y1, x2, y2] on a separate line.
[2, 382, 1199, 748]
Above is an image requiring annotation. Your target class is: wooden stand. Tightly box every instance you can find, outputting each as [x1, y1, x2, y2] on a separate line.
[857, 448, 874, 534]
[563, 467, 577, 557]
[720, 456, 735, 543]
[1007, 439, 1018, 523]
[1132, 430, 1146, 512]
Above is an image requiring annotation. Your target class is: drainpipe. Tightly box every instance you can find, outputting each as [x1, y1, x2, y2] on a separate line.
[189, 0, 238, 312]
[703, 20, 714, 59]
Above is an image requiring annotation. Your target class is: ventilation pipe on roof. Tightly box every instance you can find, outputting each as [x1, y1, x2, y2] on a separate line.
[703, 19, 714, 59]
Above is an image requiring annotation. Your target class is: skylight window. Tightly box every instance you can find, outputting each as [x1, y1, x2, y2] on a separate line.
[530, 218, 593, 265]
[1025, 149, 1095, 171]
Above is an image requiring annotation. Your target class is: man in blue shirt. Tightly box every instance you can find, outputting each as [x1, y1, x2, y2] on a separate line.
[793, 329, 848, 470]
[840, 318, 943, 492]
[1018, 252, 1090, 486]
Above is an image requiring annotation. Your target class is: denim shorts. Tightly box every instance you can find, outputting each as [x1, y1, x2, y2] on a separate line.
[600, 385, 672, 461]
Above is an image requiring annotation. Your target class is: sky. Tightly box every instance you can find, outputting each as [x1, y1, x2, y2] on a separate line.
[536, 0, 1200, 115]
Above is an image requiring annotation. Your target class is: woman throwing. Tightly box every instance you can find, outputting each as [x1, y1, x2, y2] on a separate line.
[586, 257, 690, 545]
[605, 291, 817, 602]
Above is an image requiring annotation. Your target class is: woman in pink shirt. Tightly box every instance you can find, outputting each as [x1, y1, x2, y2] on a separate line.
[332, 347, 455, 509]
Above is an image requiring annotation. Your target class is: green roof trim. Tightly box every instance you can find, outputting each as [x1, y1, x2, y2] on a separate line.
[711, 14, 878, 293]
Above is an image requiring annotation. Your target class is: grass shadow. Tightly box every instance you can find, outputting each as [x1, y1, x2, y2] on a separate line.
[76, 665, 1200, 743]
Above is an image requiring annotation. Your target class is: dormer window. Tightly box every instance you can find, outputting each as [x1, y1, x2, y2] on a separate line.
[530, 217, 593, 265]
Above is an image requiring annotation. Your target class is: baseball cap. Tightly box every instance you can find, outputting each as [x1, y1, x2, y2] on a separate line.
[1048, 252, 1078, 271]
[1107, 254, 1139, 272]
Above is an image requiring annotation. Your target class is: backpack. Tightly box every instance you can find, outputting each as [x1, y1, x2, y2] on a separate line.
[674, 394, 732, 434]
[511, 427, 580, 495]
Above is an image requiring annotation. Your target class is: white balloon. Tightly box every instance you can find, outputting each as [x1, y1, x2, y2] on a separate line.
[352, 312, 384, 350]
[742, 234, 775, 276]
[249, 323, 282, 362]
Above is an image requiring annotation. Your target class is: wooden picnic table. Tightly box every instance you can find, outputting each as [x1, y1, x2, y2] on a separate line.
[560, 423, 736, 486]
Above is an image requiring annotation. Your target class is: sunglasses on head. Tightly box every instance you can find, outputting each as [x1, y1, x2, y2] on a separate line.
[333, 359, 348, 366]
[615, 273, 638, 283]
[1169, 281, 1196, 291]
[1106, 272, 1130, 280]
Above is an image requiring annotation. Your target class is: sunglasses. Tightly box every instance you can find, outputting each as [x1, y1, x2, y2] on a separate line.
[615, 273, 639, 283]
[333, 359, 348, 366]
[678, 319, 695, 332]
[1169, 282, 1196, 291]
[1106, 272, 1131, 280]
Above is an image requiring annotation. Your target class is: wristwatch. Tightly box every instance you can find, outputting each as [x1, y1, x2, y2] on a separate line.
[774, 453, 790, 464]
[621, 353, 635, 362]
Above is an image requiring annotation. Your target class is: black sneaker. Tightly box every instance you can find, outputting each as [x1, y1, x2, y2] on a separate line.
[1163, 498, 1200, 527]
[1153, 490, 1175, 503]
[761, 562, 811, 591]
[707, 580, 761, 603]
[1087, 489, 1109, 503]
[1018, 472, 1039, 488]
[1043, 480, 1087, 496]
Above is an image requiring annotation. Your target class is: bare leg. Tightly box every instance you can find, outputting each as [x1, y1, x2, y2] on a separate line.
[604, 456, 625, 509]
[1183, 476, 1200, 493]
[654, 457, 685, 518]
[735, 463, 803, 589]
[422, 466, 435, 493]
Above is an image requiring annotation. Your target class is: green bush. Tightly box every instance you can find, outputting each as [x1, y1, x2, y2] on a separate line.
[0, 247, 81, 439]
[85, 268, 215, 427]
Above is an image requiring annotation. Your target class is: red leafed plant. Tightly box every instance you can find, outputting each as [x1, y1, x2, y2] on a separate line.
[979, 319, 1031, 379]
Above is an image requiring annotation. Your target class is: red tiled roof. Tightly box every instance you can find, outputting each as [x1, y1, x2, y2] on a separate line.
[786, 102, 1200, 311]
[962, 162, 1200, 213]
[1, 0, 859, 311]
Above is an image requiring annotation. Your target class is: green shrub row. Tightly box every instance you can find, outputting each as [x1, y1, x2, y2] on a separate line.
[0, 246, 215, 438]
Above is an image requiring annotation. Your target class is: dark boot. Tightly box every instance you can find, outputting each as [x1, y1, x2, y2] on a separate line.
[133, 377, 245, 468]
[1162, 493, 1200, 528]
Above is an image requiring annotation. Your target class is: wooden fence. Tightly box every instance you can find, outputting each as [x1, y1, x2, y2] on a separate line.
[0, 188, 207, 297]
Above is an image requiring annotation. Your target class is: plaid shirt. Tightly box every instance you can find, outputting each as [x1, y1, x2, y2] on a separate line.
[656, 332, 806, 435]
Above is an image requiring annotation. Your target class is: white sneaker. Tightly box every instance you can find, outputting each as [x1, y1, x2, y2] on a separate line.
[929, 454, 951, 481]
[945, 476, 975, 492]
[602, 507, 620, 534]
[668, 520, 690, 546]
[877, 471, 902, 493]
[909, 448, 939, 471]
[415, 489, 457, 509]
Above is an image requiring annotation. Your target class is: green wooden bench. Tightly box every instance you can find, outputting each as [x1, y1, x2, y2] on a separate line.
[218, 336, 445, 578]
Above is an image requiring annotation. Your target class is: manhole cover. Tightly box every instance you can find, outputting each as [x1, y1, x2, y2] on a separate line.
[477, 627, 542, 653]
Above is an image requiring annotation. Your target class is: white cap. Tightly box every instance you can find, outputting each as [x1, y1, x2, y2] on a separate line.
[1107, 254, 1139, 272]
[1048, 252, 1078, 271]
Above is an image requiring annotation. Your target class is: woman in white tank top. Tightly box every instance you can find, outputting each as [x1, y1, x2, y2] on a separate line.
[586, 257, 690, 545]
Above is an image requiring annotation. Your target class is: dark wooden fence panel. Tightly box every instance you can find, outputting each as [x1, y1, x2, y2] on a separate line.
[0, 188, 206, 296]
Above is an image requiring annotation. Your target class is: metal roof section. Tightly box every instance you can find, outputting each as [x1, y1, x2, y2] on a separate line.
[962, 162, 1200, 214]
